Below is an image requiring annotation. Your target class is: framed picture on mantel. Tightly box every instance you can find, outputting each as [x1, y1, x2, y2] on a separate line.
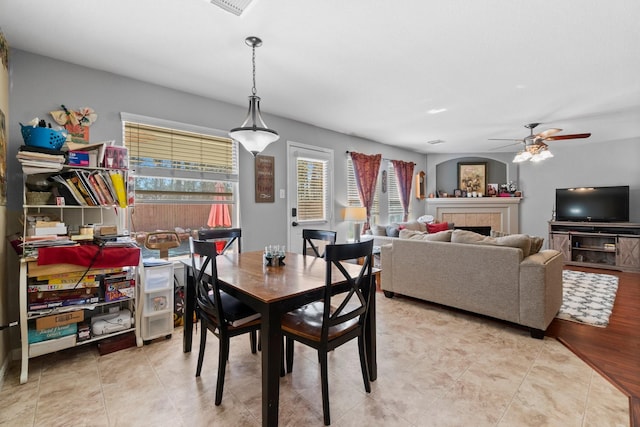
[458, 162, 487, 196]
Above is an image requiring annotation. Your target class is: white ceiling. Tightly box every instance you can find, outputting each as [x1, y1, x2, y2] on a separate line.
[2, 0, 639, 154]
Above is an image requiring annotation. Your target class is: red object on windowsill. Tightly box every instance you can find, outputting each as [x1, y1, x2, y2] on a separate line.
[37, 245, 140, 268]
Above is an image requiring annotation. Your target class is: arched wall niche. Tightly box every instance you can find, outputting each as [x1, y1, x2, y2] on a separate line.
[425, 153, 517, 198]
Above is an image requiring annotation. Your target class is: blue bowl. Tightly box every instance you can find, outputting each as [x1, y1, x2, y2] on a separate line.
[20, 124, 68, 150]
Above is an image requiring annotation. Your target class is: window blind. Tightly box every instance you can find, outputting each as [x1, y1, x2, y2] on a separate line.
[296, 157, 328, 221]
[124, 121, 238, 181]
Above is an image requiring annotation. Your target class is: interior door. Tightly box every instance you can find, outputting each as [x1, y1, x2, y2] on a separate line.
[287, 142, 334, 253]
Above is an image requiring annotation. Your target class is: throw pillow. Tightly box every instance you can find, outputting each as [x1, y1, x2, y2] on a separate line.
[400, 229, 453, 242]
[427, 222, 449, 233]
[371, 225, 387, 236]
[399, 229, 422, 239]
[451, 230, 532, 257]
[386, 225, 400, 238]
[395, 221, 427, 232]
[451, 229, 486, 244]
[529, 236, 544, 254]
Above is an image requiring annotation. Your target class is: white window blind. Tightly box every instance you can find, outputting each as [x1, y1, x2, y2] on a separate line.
[124, 121, 237, 181]
[296, 157, 328, 221]
[387, 162, 404, 221]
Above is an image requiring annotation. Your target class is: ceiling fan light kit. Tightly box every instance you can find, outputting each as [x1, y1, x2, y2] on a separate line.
[491, 123, 589, 164]
[229, 36, 280, 156]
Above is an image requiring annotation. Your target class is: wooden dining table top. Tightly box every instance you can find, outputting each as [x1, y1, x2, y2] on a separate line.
[192, 250, 372, 303]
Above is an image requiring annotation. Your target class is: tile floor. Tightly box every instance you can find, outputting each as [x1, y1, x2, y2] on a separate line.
[0, 294, 630, 426]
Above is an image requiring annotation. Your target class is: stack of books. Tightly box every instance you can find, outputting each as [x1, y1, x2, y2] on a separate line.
[26, 268, 129, 313]
[16, 145, 66, 174]
[49, 169, 127, 207]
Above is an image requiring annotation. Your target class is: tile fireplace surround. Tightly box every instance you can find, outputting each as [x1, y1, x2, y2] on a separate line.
[427, 197, 522, 235]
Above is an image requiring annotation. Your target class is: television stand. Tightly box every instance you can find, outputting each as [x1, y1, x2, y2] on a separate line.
[548, 221, 640, 272]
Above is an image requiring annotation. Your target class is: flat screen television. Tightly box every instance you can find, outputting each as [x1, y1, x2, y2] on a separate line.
[555, 186, 629, 222]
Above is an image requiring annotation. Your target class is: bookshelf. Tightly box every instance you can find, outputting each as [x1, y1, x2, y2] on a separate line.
[18, 154, 139, 384]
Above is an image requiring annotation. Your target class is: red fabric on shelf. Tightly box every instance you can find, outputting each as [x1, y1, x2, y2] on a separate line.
[37, 245, 140, 268]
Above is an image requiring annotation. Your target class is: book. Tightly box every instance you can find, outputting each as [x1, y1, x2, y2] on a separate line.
[81, 170, 108, 205]
[71, 170, 99, 206]
[104, 146, 128, 169]
[48, 175, 82, 205]
[90, 171, 115, 205]
[28, 281, 100, 292]
[109, 170, 127, 208]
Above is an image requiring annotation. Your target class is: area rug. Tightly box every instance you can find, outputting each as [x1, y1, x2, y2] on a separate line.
[556, 270, 619, 327]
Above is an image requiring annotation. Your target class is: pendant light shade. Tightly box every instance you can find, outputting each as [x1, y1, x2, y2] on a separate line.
[229, 36, 279, 156]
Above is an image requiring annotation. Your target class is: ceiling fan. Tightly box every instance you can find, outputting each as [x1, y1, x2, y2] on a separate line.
[490, 123, 591, 162]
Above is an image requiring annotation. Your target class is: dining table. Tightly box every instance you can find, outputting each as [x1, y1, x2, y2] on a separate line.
[181, 250, 377, 427]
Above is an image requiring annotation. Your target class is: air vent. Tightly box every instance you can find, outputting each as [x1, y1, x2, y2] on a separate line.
[427, 139, 445, 145]
[210, 0, 254, 16]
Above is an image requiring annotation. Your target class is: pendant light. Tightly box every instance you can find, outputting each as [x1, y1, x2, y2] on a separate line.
[229, 36, 279, 156]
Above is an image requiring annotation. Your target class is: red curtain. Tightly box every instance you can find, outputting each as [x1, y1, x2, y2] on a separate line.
[350, 152, 382, 231]
[391, 160, 415, 222]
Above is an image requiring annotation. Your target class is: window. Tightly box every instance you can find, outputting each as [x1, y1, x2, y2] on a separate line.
[387, 162, 405, 223]
[296, 157, 328, 221]
[122, 113, 238, 258]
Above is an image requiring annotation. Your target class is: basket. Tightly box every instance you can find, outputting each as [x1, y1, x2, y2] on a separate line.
[20, 124, 68, 150]
[26, 191, 52, 205]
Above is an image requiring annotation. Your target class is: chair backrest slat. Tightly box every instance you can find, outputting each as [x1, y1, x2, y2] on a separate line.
[198, 228, 242, 254]
[322, 240, 373, 340]
[189, 237, 226, 330]
[302, 229, 337, 258]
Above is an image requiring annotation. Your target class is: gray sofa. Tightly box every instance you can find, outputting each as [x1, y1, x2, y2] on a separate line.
[380, 229, 564, 338]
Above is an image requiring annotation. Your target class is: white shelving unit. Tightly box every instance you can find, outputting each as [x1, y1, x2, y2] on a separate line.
[137, 260, 174, 345]
[18, 164, 137, 384]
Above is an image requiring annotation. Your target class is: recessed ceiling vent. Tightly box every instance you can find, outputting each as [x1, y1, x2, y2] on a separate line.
[210, 0, 254, 16]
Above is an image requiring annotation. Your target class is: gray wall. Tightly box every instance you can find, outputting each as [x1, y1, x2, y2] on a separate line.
[518, 138, 640, 243]
[6, 49, 427, 248]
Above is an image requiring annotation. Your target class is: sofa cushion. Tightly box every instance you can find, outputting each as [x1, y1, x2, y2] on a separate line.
[371, 225, 387, 236]
[386, 225, 400, 237]
[529, 236, 544, 254]
[451, 229, 532, 257]
[400, 229, 453, 242]
[426, 222, 449, 233]
[393, 220, 426, 232]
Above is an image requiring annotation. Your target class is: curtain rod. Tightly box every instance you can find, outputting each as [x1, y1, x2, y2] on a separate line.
[345, 151, 416, 165]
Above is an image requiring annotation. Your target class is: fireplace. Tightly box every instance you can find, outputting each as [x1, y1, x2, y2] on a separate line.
[426, 197, 522, 235]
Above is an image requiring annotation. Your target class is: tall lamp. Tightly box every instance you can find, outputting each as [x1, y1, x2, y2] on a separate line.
[344, 207, 367, 242]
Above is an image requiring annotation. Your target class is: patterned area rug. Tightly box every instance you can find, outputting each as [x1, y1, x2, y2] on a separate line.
[556, 270, 619, 327]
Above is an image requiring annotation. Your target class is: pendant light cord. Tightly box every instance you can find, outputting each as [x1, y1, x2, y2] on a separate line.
[252, 43, 257, 96]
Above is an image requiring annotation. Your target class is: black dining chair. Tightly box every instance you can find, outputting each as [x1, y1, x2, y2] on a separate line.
[198, 228, 242, 254]
[282, 239, 374, 425]
[302, 229, 337, 258]
[189, 237, 260, 406]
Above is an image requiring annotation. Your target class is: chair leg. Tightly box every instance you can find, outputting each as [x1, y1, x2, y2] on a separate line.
[286, 337, 294, 373]
[215, 337, 230, 406]
[319, 350, 331, 426]
[250, 330, 257, 354]
[195, 320, 207, 377]
[280, 338, 285, 377]
[357, 335, 371, 393]
[257, 331, 261, 351]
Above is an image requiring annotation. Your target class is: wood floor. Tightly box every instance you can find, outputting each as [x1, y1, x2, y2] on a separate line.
[546, 266, 640, 427]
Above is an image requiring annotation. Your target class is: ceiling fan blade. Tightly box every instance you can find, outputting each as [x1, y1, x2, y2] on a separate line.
[545, 133, 591, 141]
[491, 141, 522, 150]
[536, 128, 562, 139]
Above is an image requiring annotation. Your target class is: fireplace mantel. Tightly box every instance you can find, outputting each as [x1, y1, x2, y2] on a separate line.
[426, 197, 522, 234]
